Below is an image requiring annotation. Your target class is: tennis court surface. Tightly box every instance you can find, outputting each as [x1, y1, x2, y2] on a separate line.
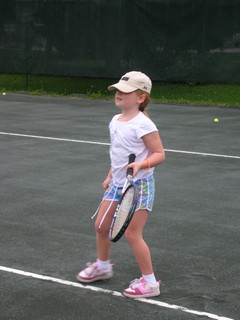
[0, 93, 239, 320]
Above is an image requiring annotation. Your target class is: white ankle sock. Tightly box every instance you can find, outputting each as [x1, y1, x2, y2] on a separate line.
[142, 273, 158, 286]
[97, 259, 111, 270]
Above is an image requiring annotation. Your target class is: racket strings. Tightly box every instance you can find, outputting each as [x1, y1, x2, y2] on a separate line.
[111, 188, 134, 237]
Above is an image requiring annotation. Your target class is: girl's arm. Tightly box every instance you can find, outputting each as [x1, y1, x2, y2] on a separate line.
[127, 131, 165, 176]
[102, 168, 112, 190]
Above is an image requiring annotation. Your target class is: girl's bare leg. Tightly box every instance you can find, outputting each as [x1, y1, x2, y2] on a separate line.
[95, 200, 118, 261]
[125, 209, 153, 275]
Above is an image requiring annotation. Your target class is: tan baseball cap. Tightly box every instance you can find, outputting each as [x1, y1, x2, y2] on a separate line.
[108, 71, 152, 94]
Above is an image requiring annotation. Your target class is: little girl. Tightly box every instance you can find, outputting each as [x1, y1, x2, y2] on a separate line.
[77, 71, 165, 298]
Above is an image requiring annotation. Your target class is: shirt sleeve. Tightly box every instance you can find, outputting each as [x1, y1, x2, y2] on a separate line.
[137, 116, 158, 139]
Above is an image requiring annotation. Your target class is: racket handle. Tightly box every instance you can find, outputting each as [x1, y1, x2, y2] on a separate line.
[127, 153, 136, 177]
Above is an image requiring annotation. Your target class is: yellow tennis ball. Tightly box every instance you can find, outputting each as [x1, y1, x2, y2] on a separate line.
[2, 92, 6, 96]
[214, 118, 219, 123]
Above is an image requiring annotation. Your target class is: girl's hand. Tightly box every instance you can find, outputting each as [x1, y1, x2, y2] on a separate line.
[126, 162, 143, 177]
[102, 176, 111, 190]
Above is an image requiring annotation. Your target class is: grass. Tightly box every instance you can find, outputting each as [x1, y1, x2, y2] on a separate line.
[0, 73, 239, 107]
[152, 82, 240, 107]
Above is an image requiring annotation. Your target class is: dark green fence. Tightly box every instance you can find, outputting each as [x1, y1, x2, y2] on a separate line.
[0, 0, 239, 84]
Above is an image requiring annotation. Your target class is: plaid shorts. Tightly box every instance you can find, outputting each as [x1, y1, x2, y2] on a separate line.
[103, 175, 155, 212]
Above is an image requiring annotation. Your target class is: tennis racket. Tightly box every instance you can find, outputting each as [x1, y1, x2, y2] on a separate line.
[109, 153, 139, 242]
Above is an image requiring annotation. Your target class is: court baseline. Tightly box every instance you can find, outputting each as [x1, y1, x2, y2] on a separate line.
[0, 266, 234, 320]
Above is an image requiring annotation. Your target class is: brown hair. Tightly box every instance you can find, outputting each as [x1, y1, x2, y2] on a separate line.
[136, 90, 150, 116]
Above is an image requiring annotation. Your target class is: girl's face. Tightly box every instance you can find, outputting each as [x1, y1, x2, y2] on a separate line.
[114, 90, 144, 111]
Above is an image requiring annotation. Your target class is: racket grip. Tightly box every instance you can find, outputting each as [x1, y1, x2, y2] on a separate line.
[127, 153, 136, 177]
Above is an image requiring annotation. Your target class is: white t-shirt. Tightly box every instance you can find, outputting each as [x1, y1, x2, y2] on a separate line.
[109, 111, 158, 187]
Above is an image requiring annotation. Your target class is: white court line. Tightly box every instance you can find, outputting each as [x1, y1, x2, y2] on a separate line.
[0, 131, 239, 159]
[0, 266, 234, 320]
[0, 131, 110, 146]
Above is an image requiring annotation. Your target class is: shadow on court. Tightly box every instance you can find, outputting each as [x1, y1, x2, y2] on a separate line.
[0, 94, 239, 320]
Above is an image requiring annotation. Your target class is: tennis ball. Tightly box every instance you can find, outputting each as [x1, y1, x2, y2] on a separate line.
[214, 118, 219, 123]
[2, 92, 6, 96]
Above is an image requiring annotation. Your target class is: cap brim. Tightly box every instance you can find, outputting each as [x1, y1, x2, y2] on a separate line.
[108, 82, 137, 93]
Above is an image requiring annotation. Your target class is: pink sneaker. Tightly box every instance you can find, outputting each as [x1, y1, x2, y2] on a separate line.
[124, 277, 160, 298]
[76, 262, 113, 283]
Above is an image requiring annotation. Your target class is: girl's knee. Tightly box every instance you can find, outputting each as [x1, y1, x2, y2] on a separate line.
[95, 221, 109, 236]
[125, 229, 135, 244]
